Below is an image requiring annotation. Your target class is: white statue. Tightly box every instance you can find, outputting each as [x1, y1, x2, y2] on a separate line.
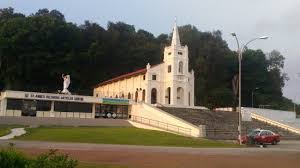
[61, 74, 71, 94]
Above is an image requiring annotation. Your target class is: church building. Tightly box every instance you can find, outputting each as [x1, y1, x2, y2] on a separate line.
[93, 23, 195, 107]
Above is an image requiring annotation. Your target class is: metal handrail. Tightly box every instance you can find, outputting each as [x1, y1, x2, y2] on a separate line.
[130, 115, 192, 136]
[251, 113, 300, 134]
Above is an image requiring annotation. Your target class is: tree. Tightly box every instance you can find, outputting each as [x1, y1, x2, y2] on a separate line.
[178, 25, 233, 107]
[0, 7, 24, 22]
[0, 8, 291, 111]
[33, 8, 65, 21]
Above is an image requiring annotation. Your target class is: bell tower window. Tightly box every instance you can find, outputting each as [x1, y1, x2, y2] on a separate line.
[179, 61, 183, 74]
[152, 75, 157, 80]
[168, 65, 171, 73]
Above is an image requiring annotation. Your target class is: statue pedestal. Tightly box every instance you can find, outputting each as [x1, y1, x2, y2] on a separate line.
[50, 101, 55, 117]
[50, 112, 55, 117]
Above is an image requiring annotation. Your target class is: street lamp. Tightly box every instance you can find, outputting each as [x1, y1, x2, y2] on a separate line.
[294, 96, 297, 113]
[252, 87, 260, 108]
[231, 33, 268, 145]
[295, 75, 300, 113]
[294, 94, 299, 113]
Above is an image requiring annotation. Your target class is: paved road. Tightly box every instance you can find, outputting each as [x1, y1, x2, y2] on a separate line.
[267, 140, 300, 150]
[1, 140, 300, 168]
[1, 140, 300, 154]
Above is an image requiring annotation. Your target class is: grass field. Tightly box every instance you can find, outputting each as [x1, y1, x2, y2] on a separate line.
[0, 127, 11, 137]
[0, 125, 20, 137]
[16, 126, 238, 148]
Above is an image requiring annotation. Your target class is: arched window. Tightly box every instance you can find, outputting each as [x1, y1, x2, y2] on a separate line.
[179, 61, 183, 74]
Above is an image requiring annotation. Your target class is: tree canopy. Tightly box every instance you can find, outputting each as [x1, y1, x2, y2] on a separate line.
[0, 8, 294, 111]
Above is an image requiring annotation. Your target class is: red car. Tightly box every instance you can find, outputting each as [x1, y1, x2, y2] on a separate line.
[241, 129, 280, 145]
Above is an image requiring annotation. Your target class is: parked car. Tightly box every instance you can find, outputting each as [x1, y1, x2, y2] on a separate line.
[241, 129, 280, 145]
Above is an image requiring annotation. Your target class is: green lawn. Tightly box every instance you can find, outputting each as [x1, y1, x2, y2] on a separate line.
[16, 127, 238, 148]
[0, 127, 11, 137]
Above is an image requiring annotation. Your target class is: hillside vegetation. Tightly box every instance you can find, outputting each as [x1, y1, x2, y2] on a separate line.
[0, 7, 298, 111]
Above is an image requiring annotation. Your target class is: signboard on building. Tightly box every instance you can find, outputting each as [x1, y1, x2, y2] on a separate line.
[3, 90, 100, 103]
[24, 93, 85, 102]
[102, 98, 129, 105]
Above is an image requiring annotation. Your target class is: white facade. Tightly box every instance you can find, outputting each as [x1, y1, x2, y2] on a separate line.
[0, 90, 130, 118]
[94, 23, 195, 107]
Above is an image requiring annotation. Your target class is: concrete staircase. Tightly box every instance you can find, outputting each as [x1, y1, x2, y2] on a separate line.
[159, 107, 300, 140]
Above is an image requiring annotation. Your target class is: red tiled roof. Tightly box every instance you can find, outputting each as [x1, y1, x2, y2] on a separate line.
[93, 63, 163, 88]
[94, 68, 147, 88]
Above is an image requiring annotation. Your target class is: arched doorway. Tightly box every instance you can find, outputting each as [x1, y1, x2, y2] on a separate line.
[135, 91, 138, 102]
[151, 88, 157, 104]
[177, 87, 184, 105]
[128, 93, 131, 99]
[165, 87, 171, 104]
[142, 89, 146, 102]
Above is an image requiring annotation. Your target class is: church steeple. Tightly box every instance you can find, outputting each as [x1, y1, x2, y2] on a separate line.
[171, 20, 181, 47]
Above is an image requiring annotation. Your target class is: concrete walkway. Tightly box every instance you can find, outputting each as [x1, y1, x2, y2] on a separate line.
[0, 128, 26, 140]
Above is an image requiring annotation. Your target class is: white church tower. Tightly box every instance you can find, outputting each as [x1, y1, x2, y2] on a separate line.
[162, 22, 194, 106]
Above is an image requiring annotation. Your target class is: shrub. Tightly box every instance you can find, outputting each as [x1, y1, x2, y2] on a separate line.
[0, 148, 28, 168]
[27, 149, 78, 168]
[0, 147, 78, 168]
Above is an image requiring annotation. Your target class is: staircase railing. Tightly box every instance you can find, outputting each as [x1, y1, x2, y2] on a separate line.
[131, 115, 192, 136]
[251, 113, 300, 134]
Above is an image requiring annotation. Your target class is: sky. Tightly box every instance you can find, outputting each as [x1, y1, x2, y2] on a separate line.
[1, 0, 299, 103]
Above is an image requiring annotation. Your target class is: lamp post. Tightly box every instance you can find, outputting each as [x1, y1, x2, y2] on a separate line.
[295, 75, 300, 113]
[231, 33, 268, 145]
[294, 96, 297, 113]
[252, 87, 260, 108]
[294, 94, 299, 113]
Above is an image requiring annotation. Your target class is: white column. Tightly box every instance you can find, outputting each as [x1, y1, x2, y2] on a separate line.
[0, 98, 7, 116]
[184, 85, 188, 107]
[92, 103, 96, 118]
[50, 101, 55, 117]
[171, 85, 176, 105]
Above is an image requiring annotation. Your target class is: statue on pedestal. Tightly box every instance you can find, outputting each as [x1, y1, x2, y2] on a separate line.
[61, 74, 71, 94]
